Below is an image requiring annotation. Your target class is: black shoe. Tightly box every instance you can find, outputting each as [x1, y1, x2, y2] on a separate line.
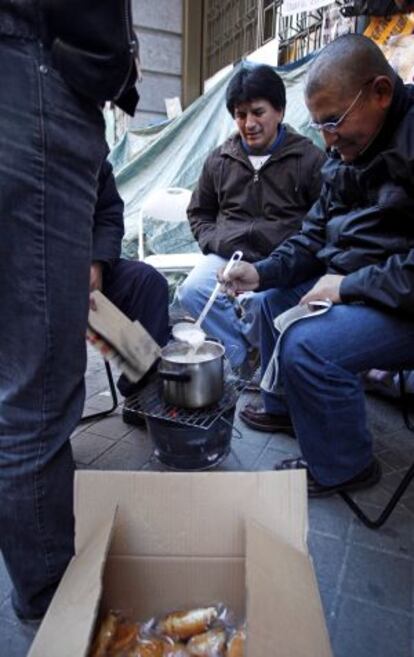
[239, 402, 295, 435]
[273, 457, 382, 498]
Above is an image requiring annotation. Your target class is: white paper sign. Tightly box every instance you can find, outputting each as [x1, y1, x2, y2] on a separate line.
[282, 0, 332, 17]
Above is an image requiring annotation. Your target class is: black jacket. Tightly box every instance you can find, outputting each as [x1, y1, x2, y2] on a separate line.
[40, 0, 139, 116]
[256, 78, 414, 316]
[188, 127, 326, 262]
[92, 160, 124, 264]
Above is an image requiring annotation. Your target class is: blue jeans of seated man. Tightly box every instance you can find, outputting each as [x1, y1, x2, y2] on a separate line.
[260, 281, 414, 486]
[175, 253, 267, 368]
[0, 37, 106, 619]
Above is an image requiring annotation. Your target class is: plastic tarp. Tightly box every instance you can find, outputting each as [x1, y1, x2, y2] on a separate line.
[111, 55, 323, 259]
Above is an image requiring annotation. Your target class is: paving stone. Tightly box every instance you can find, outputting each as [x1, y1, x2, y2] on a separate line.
[71, 431, 117, 466]
[380, 468, 414, 499]
[351, 475, 403, 508]
[0, 616, 37, 657]
[0, 595, 18, 625]
[332, 596, 412, 657]
[400, 490, 414, 514]
[139, 454, 172, 471]
[232, 424, 273, 450]
[7, 354, 414, 657]
[0, 554, 11, 606]
[308, 532, 347, 592]
[122, 426, 150, 445]
[228, 434, 270, 470]
[214, 448, 246, 471]
[90, 435, 154, 470]
[308, 496, 353, 540]
[86, 414, 132, 440]
[317, 586, 338, 629]
[253, 448, 300, 472]
[83, 391, 121, 413]
[366, 394, 407, 436]
[341, 545, 413, 612]
[349, 506, 414, 557]
[378, 448, 414, 471]
[252, 436, 301, 470]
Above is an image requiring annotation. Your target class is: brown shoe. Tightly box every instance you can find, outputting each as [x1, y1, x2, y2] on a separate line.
[239, 402, 294, 435]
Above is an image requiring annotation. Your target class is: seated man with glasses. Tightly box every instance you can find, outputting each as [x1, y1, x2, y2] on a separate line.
[221, 34, 414, 497]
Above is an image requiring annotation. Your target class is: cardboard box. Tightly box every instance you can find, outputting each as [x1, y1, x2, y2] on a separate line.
[29, 471, 332, 657]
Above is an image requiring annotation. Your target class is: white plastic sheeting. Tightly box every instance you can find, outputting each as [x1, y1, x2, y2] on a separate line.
[111, 56, 323, 258]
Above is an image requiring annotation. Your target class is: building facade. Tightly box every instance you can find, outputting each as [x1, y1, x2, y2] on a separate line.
[132, 0, 183, 128]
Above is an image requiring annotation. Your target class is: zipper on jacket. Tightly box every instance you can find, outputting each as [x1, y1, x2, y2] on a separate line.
[252, 170, 264, 228]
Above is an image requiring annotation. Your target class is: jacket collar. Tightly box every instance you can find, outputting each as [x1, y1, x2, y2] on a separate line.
[355, 76, 412, 164]
[220, 125, 310, 164]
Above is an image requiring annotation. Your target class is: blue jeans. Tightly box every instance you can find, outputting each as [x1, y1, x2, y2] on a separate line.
[260, 281, 414, 485]
[0, 37, 106, 618]
[175, 254, 267, 368]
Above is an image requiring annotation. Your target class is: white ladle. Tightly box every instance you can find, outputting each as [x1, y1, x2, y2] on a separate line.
[172, 250, 243, 351]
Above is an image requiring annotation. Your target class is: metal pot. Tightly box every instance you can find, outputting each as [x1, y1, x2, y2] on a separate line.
[158, 340, 225, 409]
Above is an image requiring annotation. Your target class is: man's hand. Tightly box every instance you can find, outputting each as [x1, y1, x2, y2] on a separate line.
[300, 274, 344, 305]
[218, 262, 260, 295]
[89, 262, 103, 310]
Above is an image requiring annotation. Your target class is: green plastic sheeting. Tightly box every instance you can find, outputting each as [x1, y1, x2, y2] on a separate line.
[111, 55, 323, 259]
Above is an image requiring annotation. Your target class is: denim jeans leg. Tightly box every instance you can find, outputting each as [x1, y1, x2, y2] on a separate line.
[0, 39, 105, 618]
[259, 280, 317, 415]
[175, 254, 252, 368]
[278, 304, 414, 485]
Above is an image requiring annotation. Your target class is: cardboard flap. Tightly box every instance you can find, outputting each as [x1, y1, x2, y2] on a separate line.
[28, 509, 116, 657]
[88, 290, 160, 378]
[246, 519, 332, 657]
[74, 471, 308, 557]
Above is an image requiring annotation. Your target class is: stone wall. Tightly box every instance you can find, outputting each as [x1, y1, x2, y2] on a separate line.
[131, 0, 183, 128]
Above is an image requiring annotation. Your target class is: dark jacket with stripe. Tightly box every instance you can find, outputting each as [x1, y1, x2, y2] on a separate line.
[256, 78, 414, 316]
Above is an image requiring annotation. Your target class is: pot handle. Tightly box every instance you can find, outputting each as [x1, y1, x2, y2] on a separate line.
[158, 369, 192, 383]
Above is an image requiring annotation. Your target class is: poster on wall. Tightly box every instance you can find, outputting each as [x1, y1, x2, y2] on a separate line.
[282, 0, 332, 17]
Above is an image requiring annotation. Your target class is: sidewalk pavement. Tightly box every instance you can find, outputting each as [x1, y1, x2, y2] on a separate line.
[1, 346, 413, 657]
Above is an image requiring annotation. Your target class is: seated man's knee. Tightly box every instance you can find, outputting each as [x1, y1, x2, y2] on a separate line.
[279, 325, 319, 378]
[176, 275, 192, 308]
[176, 269, 208, 312]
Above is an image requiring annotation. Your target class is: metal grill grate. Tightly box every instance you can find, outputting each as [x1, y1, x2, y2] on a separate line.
[125, 376, 247, 430]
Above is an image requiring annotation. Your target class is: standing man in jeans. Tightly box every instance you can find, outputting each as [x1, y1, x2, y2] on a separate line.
[0, 1, 138, 622]
[222, 34, 414, 497]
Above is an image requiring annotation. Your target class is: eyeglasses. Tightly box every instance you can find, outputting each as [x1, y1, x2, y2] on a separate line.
[308, 78, 375, 134]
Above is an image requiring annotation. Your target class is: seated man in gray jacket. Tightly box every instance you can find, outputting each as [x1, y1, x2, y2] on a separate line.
[175, 63, 326, 371]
